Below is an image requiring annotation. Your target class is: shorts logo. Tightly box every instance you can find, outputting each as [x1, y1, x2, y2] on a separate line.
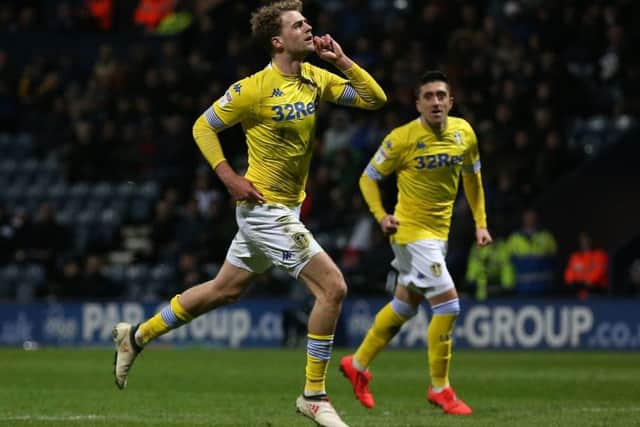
[292, 232, 310, 249]
[430, 263, 442, 277]
[282, 250, 293, 261]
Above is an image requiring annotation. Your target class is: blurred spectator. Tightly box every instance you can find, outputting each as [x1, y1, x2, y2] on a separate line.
[53, 256, 85, 299]
[150, 199, 178, 262]
[322, 110, 356, 157]
[174, 197, 205, 252]
[193, 171, 222, 218]
[625, 259, 640, 297]
[83, 254, 122, 300]
[0, 205, 16, 262]
[506, 208, 557, 294]
[87, 0, 113, 30]
[564, 232, 609, 298]
[176, 251, 205, 292]
[24, 202, 69, 275]
[466, 237, 515, 301]
[134, 0, 175, 32]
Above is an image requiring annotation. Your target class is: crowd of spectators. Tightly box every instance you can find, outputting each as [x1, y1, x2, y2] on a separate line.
[0, 0, 638, 302]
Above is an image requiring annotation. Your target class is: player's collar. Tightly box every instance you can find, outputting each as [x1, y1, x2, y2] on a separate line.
[269, 61, 304, 80]
[418, 116, 449, 134]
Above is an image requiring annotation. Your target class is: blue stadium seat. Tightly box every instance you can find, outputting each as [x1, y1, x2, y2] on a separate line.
[0, 264, 20, 299]
[0, 159, 18, 180]
[116, 181, 136, 201]
[93, 181, 115, 204]
[139, 181, 160, 200]
[68, 182, 90, 203]
[23, 263, 45, 285]
[203, 263, 220, 278]
[125, 264, 150, 284]
[128, 198, 152, 223]
[46, 182, 68, 210]
[103, 264, 126, 284]
[150, 263, 175, 283]
[25, 183, 47, 206]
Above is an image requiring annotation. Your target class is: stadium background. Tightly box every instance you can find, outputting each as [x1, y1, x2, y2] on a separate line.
[1, 2, 640, 426]
[0, 0, 639, 347]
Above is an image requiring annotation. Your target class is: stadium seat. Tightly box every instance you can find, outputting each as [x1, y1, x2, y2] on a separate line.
[69, 182, 90, 203]
[25, 183, 47, 206]
[102, 264, 126, 284]
[150, 263, 175, 286]
[139, 181, 160, 200]
[93, 181, 115, 203]
[116, 181, 136, 200]
[128, 198, 152, 223]
[0, 264, 20, 299]
[47, 182, 68, 210]
[203, 263, 220, 278]
[0, 159, 18, 180]
[125, 264, 150, 284]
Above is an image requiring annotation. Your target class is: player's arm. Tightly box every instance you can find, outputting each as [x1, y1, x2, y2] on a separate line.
[314, 34, 386, 110]
[359, 135, 401, 234]
[461, 126, 492, 246]
[192, 82, 264, 203]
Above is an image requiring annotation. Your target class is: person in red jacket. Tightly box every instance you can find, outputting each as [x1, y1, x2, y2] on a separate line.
[564, 231, 608, 297]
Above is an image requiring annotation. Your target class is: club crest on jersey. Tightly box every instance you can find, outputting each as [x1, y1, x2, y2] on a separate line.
[218, 90, 232, 107]
[430, 263, 443, 277]
[374, 147, 388, 164]
[452, 131, 463, 145]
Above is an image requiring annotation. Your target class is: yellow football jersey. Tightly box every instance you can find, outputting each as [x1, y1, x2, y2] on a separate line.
[204, 61, 384, 206]
[365, 116, 481, 243]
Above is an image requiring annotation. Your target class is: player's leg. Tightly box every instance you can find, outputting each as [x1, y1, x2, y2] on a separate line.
[295, 251, 349, 427]
[423, 247, 471, 415]
[113, 260, 256, 389]
[340, 283, 421, 408]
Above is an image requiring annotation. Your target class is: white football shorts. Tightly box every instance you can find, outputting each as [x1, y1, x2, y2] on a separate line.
[226, 202, 323, 278]
[391, 239, 455, 299]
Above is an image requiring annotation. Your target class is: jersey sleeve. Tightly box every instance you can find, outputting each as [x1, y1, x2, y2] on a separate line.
[462, 125, 480, 175]
[363, 130, 403, 181]
[316, 63, 386, 110]
[461, 123, 481, 175]
[203, 77, 256, 132]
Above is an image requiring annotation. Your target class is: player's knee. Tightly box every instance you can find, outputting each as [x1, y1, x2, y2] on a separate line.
[432, 298, 460, 315]
[325, 269, 347, 304]
[391, 297, 418, 318]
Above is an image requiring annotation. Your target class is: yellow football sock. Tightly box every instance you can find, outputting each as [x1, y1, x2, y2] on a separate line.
[304, 333, 334, 396]
[136, 295, 193, 346]
[427, 313, 457, 388]
[354, 302, 409, 369]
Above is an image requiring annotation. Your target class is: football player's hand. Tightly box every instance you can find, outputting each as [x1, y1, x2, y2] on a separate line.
[215, 161, 265, 204]
[380, 214, 399, 235]
[476, 228, 493, 247]
[226, 175, 265, 204]
[314, 34, 351, 68]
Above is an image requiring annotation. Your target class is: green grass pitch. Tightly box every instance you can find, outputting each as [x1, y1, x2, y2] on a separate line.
[0, 348, 638, 426]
